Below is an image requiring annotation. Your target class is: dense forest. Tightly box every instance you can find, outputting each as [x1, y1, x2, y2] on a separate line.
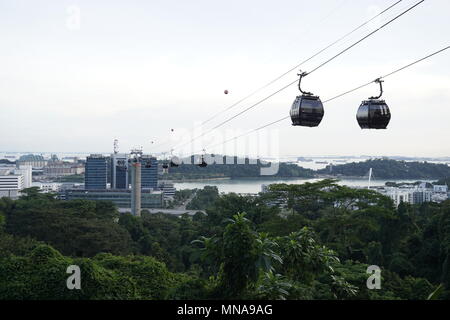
[318, 159, 450, 179]
[1, 182, 449, 300]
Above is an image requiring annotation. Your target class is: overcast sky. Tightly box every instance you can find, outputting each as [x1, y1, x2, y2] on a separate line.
[0, 0, 449, 158]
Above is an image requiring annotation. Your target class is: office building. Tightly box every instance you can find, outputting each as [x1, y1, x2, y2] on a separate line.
[0, 169, 24, 199]
[434, 185, 448, 193]
[85, 154, 108, 190]
[412, 190, 433, 205]
[13, 165, 32, 189]
[43, 162, 84, 177]
[141, 155, 158, 189]
[111, 153, 129, 189]
[64, 189, 163, 209]
[158, 181, 176, 200]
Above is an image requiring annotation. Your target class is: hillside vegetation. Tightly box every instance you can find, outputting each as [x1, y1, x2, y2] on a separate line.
[1, 183, 449, 300]
[163, 156, 315, 180]
[318, 159, 450, 179]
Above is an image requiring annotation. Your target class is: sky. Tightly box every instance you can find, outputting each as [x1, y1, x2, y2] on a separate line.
[0, 0, 449, 158]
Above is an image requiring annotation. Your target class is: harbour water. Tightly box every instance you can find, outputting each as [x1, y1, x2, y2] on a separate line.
[174, 178, 433, 194]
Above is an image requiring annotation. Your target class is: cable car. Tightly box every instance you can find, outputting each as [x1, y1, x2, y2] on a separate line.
[290, 72, 324, 127]
[143, 159, 152, 168]
[170, 156, 180, 167]
[356, 79, 391, 129]
[197, 152, 208, 168]
[198, 156, 207, 168]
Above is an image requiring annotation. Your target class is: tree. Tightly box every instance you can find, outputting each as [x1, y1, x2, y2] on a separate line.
[218, 213, 259, 298]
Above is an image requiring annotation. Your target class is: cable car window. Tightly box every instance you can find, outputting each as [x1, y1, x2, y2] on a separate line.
[357, 104, 369, 119]
[301, 99, 318, 114]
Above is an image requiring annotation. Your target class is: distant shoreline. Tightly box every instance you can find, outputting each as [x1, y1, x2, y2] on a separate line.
[166, 175, 438, 183]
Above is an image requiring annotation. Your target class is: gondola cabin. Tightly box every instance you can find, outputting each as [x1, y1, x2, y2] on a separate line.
[198, 156, 207, 168]
[170, 156, 180, 167]
[290, 95, 324, 127]
[356, 79, 391, 130]
[356, 100, 391, 129]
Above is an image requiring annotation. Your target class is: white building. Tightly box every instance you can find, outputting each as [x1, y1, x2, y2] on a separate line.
[385, 188, 413, 207]
[32, 182, 62, 193]
[433, 185, 448, 193]
[0, 169, 24, 199]
[432, 193, 448, 203]
[383, 183, 448, 207]
[14, 165, 32, 189]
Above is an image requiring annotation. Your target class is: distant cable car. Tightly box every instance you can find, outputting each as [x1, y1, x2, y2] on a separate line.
[198, 156, 207, 167]
[290, 71, 324, 127]
[170, 156, 180, 167]
[356, 79, 391, 129]
[198, 150, 208, 167]
[224, 90, 229, 95]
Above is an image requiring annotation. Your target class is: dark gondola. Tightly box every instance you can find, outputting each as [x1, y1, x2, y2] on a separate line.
[290, 71, 324, 127]
[170, 156, 180, 167]
[198, 155, 207, 168]
[198, 160, 207, 168]
[356, 79, 391, 129]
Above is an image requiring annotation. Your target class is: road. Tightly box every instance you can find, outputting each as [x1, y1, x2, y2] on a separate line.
[118, 208, 204, 216]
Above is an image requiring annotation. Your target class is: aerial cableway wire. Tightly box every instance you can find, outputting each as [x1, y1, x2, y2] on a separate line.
[171, 0, 424, 154]
[195, 45, 450, 154]
[149, 0, 354, 153]
[199, 0, 403, 127]
[152, 0, 403, 154]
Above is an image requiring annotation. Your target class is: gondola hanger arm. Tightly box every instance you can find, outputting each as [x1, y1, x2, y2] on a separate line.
[369, 78, 384, 100]
[297, 71, 313, 96]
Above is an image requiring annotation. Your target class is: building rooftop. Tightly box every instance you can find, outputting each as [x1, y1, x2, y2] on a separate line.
[18, 154, 45, 161]
[0, 169, 11, 176]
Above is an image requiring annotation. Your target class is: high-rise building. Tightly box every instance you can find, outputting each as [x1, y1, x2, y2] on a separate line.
[85, 154, 107, 190]
[111, 153, 129, 189]
[141, 155, 158, 189]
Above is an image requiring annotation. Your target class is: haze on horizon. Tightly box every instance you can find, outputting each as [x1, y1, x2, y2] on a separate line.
[0, 0, 449, 158]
